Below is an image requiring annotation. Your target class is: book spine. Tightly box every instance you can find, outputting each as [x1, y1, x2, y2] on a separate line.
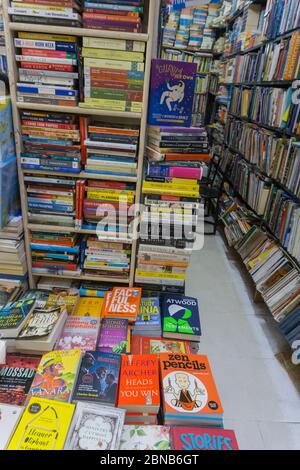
[15, 39, 77, 52]
[84, 58, 144, 72]
[20, 61, 74, 72]
[8, 7, 80, 20]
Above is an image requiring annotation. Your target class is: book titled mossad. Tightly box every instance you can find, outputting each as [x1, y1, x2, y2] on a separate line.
[148, 59, 197, 127]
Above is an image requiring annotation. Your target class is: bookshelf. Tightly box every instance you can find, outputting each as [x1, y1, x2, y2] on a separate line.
[3, 0, 156, 288]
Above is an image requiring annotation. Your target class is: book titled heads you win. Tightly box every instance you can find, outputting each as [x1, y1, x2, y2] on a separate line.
[148, 59, 197, 127]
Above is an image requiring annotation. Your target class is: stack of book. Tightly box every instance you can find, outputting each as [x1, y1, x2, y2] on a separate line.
[82, 236, 131, 280]
[80, 36, 145, 112]
[83, 121, 139, 178]
[0, 216, 27, 283]
[20, 111, 81, 173]
[162, 9, 180, 48]
[82, 0, 144, 32]
[8, 0, 81, 27]
[30, 231, 81, 276]
[15, 33, 79, 106]
[132, 296, 161, 337]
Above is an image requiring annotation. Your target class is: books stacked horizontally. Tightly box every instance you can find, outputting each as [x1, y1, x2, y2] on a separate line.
[9, 0, 81, 27]
[24, 174, 76, 227]
[84, 121, 139, 178]
[132, 297, 161, 337]
[80, 36, 145, 112]
[15, 33, 80, 106]
[20, 111, 81, 173]
[82, 180, 135, 236]
[0, 216, 27, 283]
[82, 0, 144, 32]
[82, 237, 131, 280]
[30, 231, 81, 276]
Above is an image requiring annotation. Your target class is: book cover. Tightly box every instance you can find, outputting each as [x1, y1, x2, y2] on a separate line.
[0, 403, 24, 450]
[102, 287, 142, 323]
[72, 351, 121, 406]
[134, 297, 161, 329]
[170, 426, 239, 451]
[0, 354, 40, 406]
[27, 349, 81, 402]
[7, 397, 75, 450]
[117, 354, 160, 411]
[97, 317, 129, 354]
[0, 298, 36, 337]
[120, 425, 171, 451]
[74, 297, 104, 317]
[162, 294, 201, 341]
[148, 59, 197, 127]
[57, 316, 100, 352]
[18, 305, 63, 338]
[131, 336, 191, 355]
[160, 353, 223, 425]
[65, 402, 125, 450]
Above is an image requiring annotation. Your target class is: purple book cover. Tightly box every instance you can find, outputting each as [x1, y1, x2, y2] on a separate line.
[97, 318, 129, 354]
[148, 59, 197, 127]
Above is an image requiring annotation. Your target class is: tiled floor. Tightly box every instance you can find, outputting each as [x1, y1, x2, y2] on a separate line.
[186, 232, 300, 450]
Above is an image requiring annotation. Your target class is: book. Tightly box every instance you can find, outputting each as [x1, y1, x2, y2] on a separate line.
[0, 299, 36, 338]
[132, 297, 162, 337]
[0, 354, 40, 406]
[0, 404, 24, 450]
[170, 427, 239, 450]
[162, 294, 201, 341]
[131, 336, 191, 355]
[102, 287, 142, 323]
[7, 397, 75, 450]
[97, 317, 129, 354]
[64, 403, 125, 450]
[72, 351, 121, 406]
[27, 349, 81, 403]
[120, 425, 171, 451]
[160, 353, 223, 427]
[74, 297, 104, 317]
[57, 316, 101, 352]
[148, 59, 197, 127]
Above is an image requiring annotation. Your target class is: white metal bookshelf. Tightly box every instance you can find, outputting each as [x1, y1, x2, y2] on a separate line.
[3, 0, 156, 288]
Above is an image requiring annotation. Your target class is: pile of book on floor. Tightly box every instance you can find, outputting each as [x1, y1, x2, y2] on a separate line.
[82, 0, 144, 32]
[0, 216, 27, 284]
[80, 36, 145, 112]
[15, 33, 80, 106]
[83, 121, 139, 178]
[8, 0, 82, 27]
[20, 111, 81, 173]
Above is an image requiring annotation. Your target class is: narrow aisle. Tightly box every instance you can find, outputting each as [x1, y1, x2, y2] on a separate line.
[186, 233, 300, 450]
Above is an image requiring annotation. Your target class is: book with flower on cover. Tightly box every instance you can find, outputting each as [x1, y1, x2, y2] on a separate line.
[120, 425, 171, 451]
[57, 316, 100, 352]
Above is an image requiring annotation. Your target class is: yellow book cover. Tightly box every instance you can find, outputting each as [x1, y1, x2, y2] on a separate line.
[80, 99, 142, 113]
[126, 327, 131, 354]
[247, 247, 275, 270]
[87, 191, 135, 203]
[142, 186, 199, 198]
[82, 47, 144, 63]
[143, 181, 199, 191]
[83, 37, 146, 52]
[135, 269, 185, 280]
[12, 2, 73, 11]
[74, 297, 103, 317]
[7, 397, 75, 450]
[84, 57, 145, 72]
[283, 33, 300, 81]
[18, 32, 77, 42]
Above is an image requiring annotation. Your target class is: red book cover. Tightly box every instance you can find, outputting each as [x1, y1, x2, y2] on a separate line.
[170, 427, 239, 450]
[87, 180, 129, 190]
[22, 120, 77, 131]
[32, 262, 78, 270]
[79, 116, 87, 165]
[102, 287, 142, 323]
[131, 336, 191, 355]
[21, 49, 73, 59]
[82, 13, 141, 23]
[84, 9, 139, 17]
[21, 62, 74, 72]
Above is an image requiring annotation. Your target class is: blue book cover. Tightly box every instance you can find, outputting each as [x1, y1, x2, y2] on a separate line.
[134, 297, 161, 328]
[17, 86, 77, 97]
[30, 243, 79, 254]
[22, 164, 81, 173]
[162, 294, 201, 340]
[148, 59, 197, 127]
[72, 351, 121, 406]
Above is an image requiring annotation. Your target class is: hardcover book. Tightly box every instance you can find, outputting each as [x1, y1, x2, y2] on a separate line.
[57, 316, 101, 352]
[97, 317, 129, 354]
[65, 403, 125, 450]
[102, 287, 142, 323]
[27, 349, 81, 403]
[162, 294, 201, 341]
[148, 59, 197, 127]
[0, 404, 24, 450]
[120, 425, 171, 451]
[0, 354, 40, 406]
[7, 397, 75, 450]
[72, 351, 121, 406]
[131, 336, 191, 355]
[170, 426, 239, 450]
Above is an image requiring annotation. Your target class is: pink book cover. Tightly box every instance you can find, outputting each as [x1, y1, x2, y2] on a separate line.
[56, 315, 100, 352]
[169, 167, 203, 180]
[170, 427, 239, 451]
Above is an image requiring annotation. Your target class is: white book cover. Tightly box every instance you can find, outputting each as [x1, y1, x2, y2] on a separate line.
[0, 404, 24, 450]
[119, 425, 170, 450]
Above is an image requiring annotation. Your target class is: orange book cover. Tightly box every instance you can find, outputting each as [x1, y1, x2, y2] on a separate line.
[165, 153, 211, 162]
[160, 353, 223, 419]
[117, 354, 160, 410]
[102, 287, 142, 323]
[131, 336, 191, 355]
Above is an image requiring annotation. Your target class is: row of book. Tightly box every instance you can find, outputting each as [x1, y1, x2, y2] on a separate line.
[9, 0, 145, 32]
[160, 48, 214, 75]
[229, 86, 300, 134]
[225, 116, 300, 198]
[262, 0, 300, 40]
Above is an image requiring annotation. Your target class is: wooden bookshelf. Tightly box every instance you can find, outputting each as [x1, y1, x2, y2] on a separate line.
[3, 0, 156, 288]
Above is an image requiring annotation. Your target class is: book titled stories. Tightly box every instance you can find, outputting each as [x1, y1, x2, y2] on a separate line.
[162, 294, 201, 342]
[57, 316, 101, 352]
[97, 318, 129, 354]
[148, 59, 197, 127]
[170, 427, 239, 451]
[72, 351, 121, 406]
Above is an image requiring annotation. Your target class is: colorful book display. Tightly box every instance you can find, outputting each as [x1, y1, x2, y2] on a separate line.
[97, 318, 130, 354]
[170, 426, 239, 450]
[162, 294, 201, 342]
[132, 297, 162, 337]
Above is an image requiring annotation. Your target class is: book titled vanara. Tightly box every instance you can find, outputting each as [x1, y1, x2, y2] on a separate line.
[148, 59, 197, 127]
[170, 427, 239, 451]
[160, 353, 223, 427]
[57, 316, 100, 352]
[162, 294, 201, 342]
[72, 351, 121, 406]
[102, 287, 142, 323]
[97, 318, 129, 354]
